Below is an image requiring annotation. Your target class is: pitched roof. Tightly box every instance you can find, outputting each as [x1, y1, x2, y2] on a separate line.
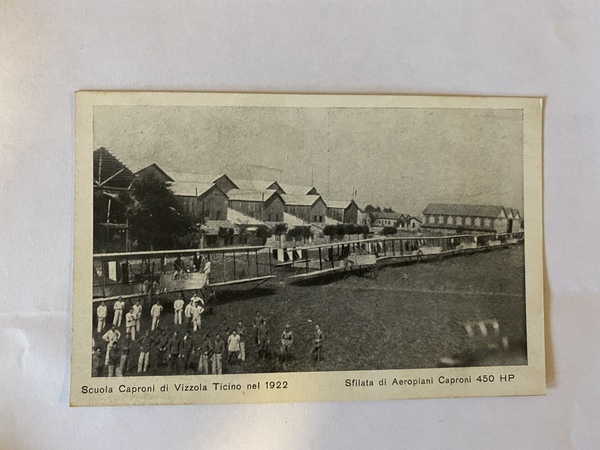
[371, 211, 401, 220]
[512, 209, 521, 219]
[170, 181, 218, 198]
[167, 172, 224, 184]
[280, 183, 318, 195]
[136, 163, 174, 182]
[325, 199, 354, 210]
[93, 148, 135, 189]
[100, 147, 149, 174]
[233, 179, 281, 191]
[422, 203, 507, 219]
[281, 194, 323, 207]
[405, 215, 422, 223]
[227, 189, 279, 203]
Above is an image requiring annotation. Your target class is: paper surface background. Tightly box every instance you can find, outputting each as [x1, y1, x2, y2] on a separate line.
[1, 0, 598, 448]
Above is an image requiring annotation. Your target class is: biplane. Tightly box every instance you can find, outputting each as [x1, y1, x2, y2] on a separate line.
[272, 238, 380, 283]
[93, 245, 273, 302]
[274, 231, 524, 283]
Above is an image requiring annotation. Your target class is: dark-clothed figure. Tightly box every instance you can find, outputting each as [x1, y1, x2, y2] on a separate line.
[252, 311, 264, 344]
[179, 331, 194, 374]
[118, 336, 132, 376]
[257, 320, 270, 359]
[137, 331, 152, 373]
[92, 347, 102, 377]
[311, 325, 324, 362]
[153, 329, 169, 369]
[212, 334, 225, 374]
[167, 332, 181, 374]
[197, 334, 213, 374]
[107, 341, 120, 377]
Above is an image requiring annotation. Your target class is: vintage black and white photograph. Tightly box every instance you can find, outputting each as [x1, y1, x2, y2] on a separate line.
[72, 92, 544, 406]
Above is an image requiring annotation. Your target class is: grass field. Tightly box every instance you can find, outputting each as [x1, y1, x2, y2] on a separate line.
[92, 245, 526, 376]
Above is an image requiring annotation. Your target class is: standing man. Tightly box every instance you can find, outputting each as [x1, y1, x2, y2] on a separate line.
[132, 299, 143, 335]
[184, 299, 194, 329]
[173, 295, 184, 325]
[96, 301, 108, 333]
[227, 330, 241, 364]
[212, 333, 225, 374]
[125, 308, 136, 340]
[174, 255, 185, 275]
[112, 297, 125, 327]
[150, 300, 163, 331]
[190, 291, 204, 308]
[252, 311, 264, 344]
[137, 330, 152, 373]
[193, 253, 202, 272]
[92, 347, 102, 377]
[257, 320, 270, 359]
[153, 328, 169, 369]
[311, 325, 324, 362]
[236, 320, 247, 362]
[179, 330, 194, 374]
[167, 331, 181, 375]
[280, 324, 294, 361]
[197, 334, 213, 374]
[106, 341, 120, 377]
[102, 325, 121, 366]
[192, 302, 204, 332]
[117, 336, 132, 376]
[202, 258, 211, 275]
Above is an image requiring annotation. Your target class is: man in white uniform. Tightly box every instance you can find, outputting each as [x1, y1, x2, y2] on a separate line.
[150, 300, 163, 331]
[125, 309, 136, 340]
[173, 296, 184, 325]
[112, 297, 125, 327]
[190, 291, 204, 308]
[184, 299, 194, 328]
[102, 325, 121, 365]
[192, 302, 204, 332]
[131, 299, 143, 334]
[96, 302, 108, 333]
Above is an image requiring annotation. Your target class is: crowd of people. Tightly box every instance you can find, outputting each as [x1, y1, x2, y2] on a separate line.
[92, 292, 325, 378]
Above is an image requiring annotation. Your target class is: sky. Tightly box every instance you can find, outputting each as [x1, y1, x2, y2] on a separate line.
[93, 105, 524, 217]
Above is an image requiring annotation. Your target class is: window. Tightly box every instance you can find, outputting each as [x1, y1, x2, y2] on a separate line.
[447, 216, 454, 225]
[484, 218, 491, 227]
[456, 217, 463, 226]
[205, 210, 210, 219]
[465, 217, 472, 226]
[412, 222, 416, 229]
[438, 215, 444, 223]
[314, 215, 317, 222]
[428, 215, 434, 224]
[474, 217, 481, 227]
[268, 214, 272, 221]
[216, 210, 221, 220]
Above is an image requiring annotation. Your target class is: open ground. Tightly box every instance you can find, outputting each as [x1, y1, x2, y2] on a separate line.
[92, 246, 526, 376]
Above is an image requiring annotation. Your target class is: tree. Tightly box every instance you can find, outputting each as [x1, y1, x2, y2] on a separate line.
[383, 207, 396, 213]
[381, 226, 398, 236]
[256, 225, 273, 244]
[127, 173, 199, 250]
[287, 226, 313, 243]
[273, 222, 288, 238]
